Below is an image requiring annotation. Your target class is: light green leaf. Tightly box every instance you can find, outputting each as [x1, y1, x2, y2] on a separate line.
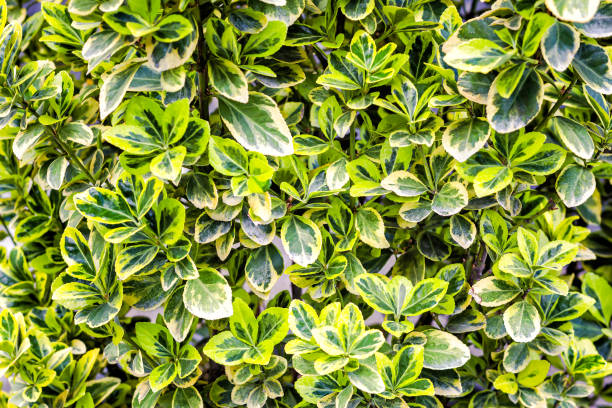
[442, 118, 490, 162]
[556, 164, 596, 207]
[544, 0, 600, 23]
[503, 301, 541, 342]
[281, 215, 322, 266]
[355, 207, 389, 249]
[183, 267, 233, 320]
[218, 92, 293, 156]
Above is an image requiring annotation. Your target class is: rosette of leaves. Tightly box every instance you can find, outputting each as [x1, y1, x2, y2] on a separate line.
[102, 96, 209, 181]
[285, 230, 365, 300]
[204, 298, 289, 367]
[287, 301, 387, 400]
[210, 356, 289, 408]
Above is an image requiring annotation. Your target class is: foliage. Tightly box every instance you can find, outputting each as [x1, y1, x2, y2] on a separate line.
[0, 0, 611, 407]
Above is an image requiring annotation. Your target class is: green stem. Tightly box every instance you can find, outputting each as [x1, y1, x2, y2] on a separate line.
[1, 217, 16, 246]
[349, 122, 357, 209]
[196, 0, 209, 120]
[22, 102, 98, 185]
[534, 74, 579, 132]
[418, 145, 434, 190]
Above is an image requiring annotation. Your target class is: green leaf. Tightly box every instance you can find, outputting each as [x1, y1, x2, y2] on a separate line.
[541, 22, 579, 72]
[153, 15, 192, 42]
[444, 39, 514, 74]
[422, 329, 470, 370]
[183, 267, 233, 320]
[135, 322, 175, 359]
[381, 171, 428, 197]
[471, 277, 521, 307]
[257, 307, 289, 345]
[403, 278, 448, 316]
[442, 118, 490, 162]
[339, 0, 374, 20]
[487, 69, 543, 133]
[355, 207, 389, 249]
[347, 364, 385, 394]
[208, 58, 248, 103]
[203, 331, 251, 366]
[551, 116, 594, 159]
[544, 0, 600, 23]
[281, 215, 321, 266]
[347, 30, 375, 71]
[572, 43, 612, 94]
[575, 3, 612, 38]
[503, 301, 541, 342]
[556, 165, 596, 207]
[150, 146, 186, 180]
[74, 187, 135, 224]
[172, 387, 203, 408]
[245, 245, 283, 293]
[288, 299, 319, 341]
[243, 21, 287, 57]
[99, 59, 142, 119]
[450, 214, 476, 249]
[432, 182, 468, 217]
[517, 360, 549, 387]
[218, 92, 293, 156]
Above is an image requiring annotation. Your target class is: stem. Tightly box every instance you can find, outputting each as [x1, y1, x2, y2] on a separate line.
[1, 217, 16, 246]
[418, 145, 434, 190]
[196, 0, 209, 120]
[534, 74, 578, 132]
[349, 122, 357, 209]
[22, 102, 98, 185]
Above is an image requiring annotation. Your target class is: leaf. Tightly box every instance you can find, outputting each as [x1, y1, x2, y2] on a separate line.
[288, 300, 319, 341]
[544, 0, 600, 23]
[183, 267, 233, 320]
[444, 39, 513, 74]
[172, 387, 203, 408]
[245, 245, 283, 293]
[46, 156, 69, 190]
[442, 118, 490, 162]
[347, 364, 385, 394]
[517, 360, 549, 387]
[422, 329, 470, 370]
[99, 59, 142, 119]
[103, 125, 162, 154]
[339, 0, 374, 21]
[471, 277, 521, 307]
[150, 146, 186, 180]
[551, 116, 594, 159]
[572, 43, 612, 95]
[432, 182, 468, 217]
[348, 30, 376, 71]
[355, 207, 389, 249]
[503, 301, 541, 343]
[574, 3, 612, 38]
[207, 58, 248, 103]
[218, 92, 293, 156]
[281, 216, 322, 266]
[381, 171, 428, 197]
[203, 331, 250, 366]
[450, 214, 476, 249]
[153, 15, 192, 42]
[541, 22, 580, 72]
[487, 69, 543, 133]
[403, 278, 448, 316]
[556, 165, 596, 207]
[243, 21, 287, 57]
[74, 187, 135, 224]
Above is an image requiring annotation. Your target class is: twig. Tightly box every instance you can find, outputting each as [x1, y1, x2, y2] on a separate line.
[534, 74, 579, 132]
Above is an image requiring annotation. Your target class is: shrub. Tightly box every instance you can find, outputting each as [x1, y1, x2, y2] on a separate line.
[0, 0, 611, 407]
